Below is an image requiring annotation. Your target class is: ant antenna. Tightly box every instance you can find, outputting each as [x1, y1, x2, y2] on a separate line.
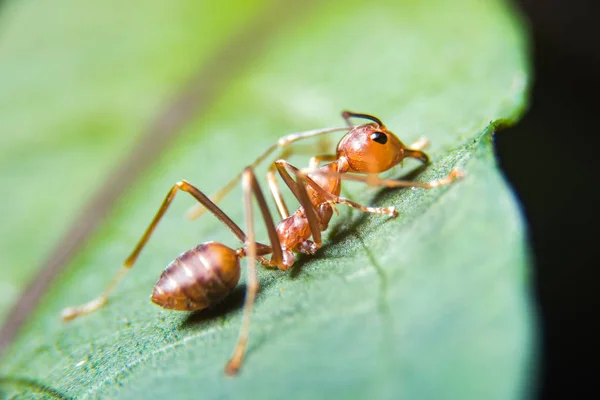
[341, 111, 385, 128]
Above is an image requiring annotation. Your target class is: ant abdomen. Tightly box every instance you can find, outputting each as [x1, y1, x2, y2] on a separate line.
[151, 241, 241, 311]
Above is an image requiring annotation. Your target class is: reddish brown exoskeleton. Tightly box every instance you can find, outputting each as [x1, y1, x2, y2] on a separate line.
[61, 111, 462, 375]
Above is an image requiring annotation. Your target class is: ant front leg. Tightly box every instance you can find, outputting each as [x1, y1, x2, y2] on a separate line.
[61, 180, 248, 321]
[306, 167, 464, 192]
[309, 154, 337, 169]
[341, 168, 464, 189]
[408, 137, 430, 151]
[297, 167, 463, 218]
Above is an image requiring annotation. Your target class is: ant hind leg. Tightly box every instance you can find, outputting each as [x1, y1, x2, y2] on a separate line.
[60, 180, 248, 321]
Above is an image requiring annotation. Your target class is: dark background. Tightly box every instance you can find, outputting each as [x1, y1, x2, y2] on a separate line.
[496, 0, 599, 398]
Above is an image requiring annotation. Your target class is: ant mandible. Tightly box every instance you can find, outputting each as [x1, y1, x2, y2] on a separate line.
[61, 111, 463, 375]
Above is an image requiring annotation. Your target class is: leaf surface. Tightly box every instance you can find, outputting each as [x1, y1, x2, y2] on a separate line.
[0, 0, 534, 398]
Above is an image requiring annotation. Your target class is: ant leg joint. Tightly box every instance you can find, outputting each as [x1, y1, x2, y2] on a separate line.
[450, 168, 465, 180]
[386, 207, 398, 217]
[299, 240, 319, 255]
[409, 137, 430, 151]
[428, 168, 465, 188]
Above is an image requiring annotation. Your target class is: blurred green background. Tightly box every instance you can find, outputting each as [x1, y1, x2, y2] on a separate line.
[0, 0, 271, 323]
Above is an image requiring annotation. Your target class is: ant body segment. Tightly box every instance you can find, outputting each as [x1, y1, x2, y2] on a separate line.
[61, 111, 462, 375]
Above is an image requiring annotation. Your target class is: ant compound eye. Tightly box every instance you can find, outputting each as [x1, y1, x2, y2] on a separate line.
[370, 131, 388, 144]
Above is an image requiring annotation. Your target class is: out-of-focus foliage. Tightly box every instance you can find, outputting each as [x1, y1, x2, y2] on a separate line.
[0, 0, 268, 322]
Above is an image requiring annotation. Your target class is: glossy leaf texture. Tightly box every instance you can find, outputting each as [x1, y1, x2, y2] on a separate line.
[0, 0, 534, 399]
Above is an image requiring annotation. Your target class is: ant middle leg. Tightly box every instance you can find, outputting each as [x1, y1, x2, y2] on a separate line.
[279, 161, 398, 218]
[304, 167, 464, 193]
[61, 180, 251, 321]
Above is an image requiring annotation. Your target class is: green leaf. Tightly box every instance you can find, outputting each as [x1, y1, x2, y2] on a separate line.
[0, 0, 535, 399]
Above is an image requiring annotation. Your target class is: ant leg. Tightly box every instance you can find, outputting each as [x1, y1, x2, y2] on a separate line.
[274, 160, 324, 248]
[280, 165, 398, 218]
[330, 197, 397, 217]
[242, 169, 284, 268]
[408, 137, 430, 151]
[309, 154, 337, 169]
[266, 145, 306, 220]
[292, 167, 463, 217]
[309, 183, 397, 217]
[267, 153, 337, 219]
[225, 168, 284, 375]
[305, 168, 464, 190]
[267, 162, 290, 219]
[404, 147, 430, 164]
[187, 126, 348, 220]
[61, 180, 250, 321]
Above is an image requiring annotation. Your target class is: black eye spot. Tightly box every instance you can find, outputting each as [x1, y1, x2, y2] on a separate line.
[370, 131, 388, 144]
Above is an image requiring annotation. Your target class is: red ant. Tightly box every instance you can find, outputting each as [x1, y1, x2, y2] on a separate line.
[61, 111, 462, 375]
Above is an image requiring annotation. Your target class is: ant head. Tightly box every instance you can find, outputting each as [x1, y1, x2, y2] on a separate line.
[336, 123, 407, 174]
